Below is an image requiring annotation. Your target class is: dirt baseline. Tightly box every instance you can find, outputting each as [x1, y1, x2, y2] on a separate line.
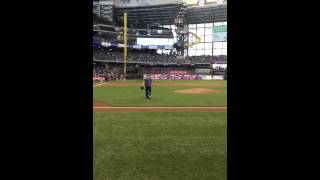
[93, 100, 110, 107]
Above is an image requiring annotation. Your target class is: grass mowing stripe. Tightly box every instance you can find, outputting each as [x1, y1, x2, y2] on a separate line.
[93, 86, 227, 107]
[94, 112, 227, 180]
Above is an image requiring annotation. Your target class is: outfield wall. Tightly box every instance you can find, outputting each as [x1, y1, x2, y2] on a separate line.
[93, 74, 224, 81]
[143, 74, 224, 80]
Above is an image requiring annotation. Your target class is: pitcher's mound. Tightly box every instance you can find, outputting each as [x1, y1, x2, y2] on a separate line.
[174, 88, 222, 94]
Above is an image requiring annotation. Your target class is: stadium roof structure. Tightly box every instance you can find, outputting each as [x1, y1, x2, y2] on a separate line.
[114, 3, 227, 25]
[114, 4, 183, 26]
[185, 3, 227, 24]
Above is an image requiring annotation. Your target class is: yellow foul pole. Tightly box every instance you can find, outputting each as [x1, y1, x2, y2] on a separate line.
[124, 12, 127, 75]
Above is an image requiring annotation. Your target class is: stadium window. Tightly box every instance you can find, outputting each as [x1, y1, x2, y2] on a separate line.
[199, 34, 205, 41]
[213, 42, 223, 48]
[204, 49, 212, 56]
[197, 23, 205, 28]
[205, 35, 213, 42]
[222, 48, 227, 55]
[213, 48, 223, 55]
[222, 42, 227, 48]
[197, 28, 205, 37]
[189, 24, 197, 28]
[189, 28, 197, 34]
[205, 23, 213, 27]
[205, 28, 212, 36]
[204, 42, 212, 49]
[196, 49, 205, 56]
[195, 42, 205, 50]
[188, 49, 196, 56]
[214, 22, 223, 26]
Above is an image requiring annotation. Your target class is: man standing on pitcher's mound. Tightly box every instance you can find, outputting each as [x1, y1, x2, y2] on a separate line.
[141, 74, 153, 99]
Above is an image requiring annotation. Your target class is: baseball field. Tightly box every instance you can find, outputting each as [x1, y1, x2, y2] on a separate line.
[93, 80, 227, 180]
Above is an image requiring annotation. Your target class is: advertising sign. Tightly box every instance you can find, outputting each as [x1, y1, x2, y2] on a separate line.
[169, 70, 191, 75]
[195, 69, 211, 74]
[144, 74, 203, 80]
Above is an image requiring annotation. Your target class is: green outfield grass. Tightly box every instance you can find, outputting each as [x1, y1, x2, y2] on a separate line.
[93, 112, 227, 180]
[93, 80, 227, 107]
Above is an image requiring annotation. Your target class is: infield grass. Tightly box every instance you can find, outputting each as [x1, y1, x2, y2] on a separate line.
[93, 112, 227, 180]
[93, 80, 227, 107]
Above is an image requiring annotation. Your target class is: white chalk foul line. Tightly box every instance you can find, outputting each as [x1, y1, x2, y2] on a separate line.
[93, 107, 227, 109]
[93, 83, 108, 88]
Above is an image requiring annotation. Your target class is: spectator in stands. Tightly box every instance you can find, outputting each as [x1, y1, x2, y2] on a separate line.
[93, 49, 225, 64]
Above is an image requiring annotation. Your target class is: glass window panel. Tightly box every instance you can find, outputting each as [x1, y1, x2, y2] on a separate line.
[188, 50, 196, 56]
[189, 28, 197, 34]
[205, 28, 212, 36]
[196, 28, 205, 35]
[190, 24, 197, 28]
[214, 22, 223, 26]
[205, 23, 213, 27]
[195, 43, 205, 50]
[205, 35, 213, 42]
[213, 48, 223, 56]
[197, 23, 205, 28]
[196, 49, 204, 56]
[204, 43, 212, 49]
[199, 35, 205, 41]
[222, 21, 227, 25]
[213, 42, 223, 48]
[204, 49, 212, 56]
[222, 48, 227, 55]
[222, 42, 227, 48]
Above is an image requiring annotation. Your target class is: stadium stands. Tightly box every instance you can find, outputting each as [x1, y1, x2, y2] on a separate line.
[93, 49, 226, 64]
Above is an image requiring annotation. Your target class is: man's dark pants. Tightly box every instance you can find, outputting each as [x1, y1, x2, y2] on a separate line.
[145, 86, 151, 98]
